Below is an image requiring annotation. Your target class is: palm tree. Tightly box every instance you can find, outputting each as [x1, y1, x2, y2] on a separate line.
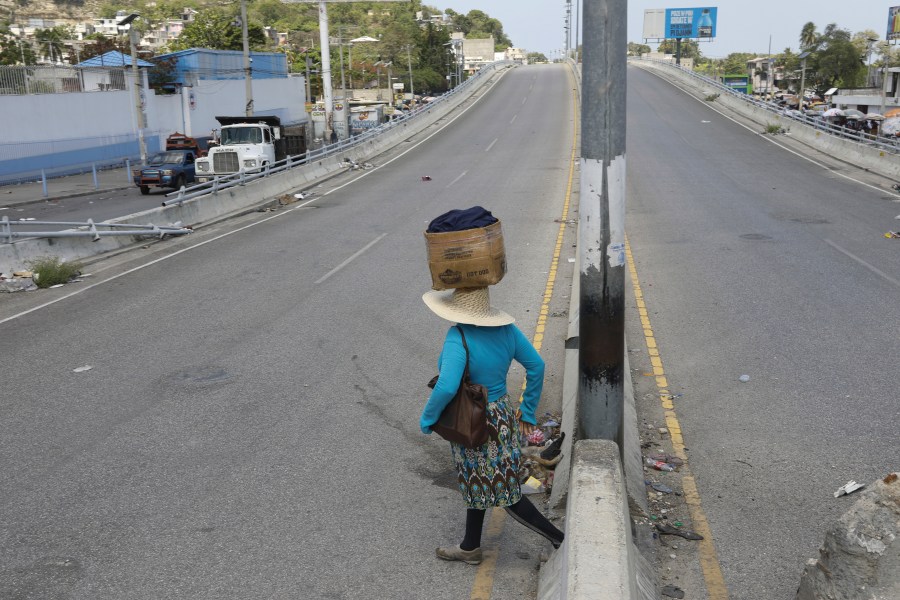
[35, 27, 67, 64]
[800, 22, 818, 51]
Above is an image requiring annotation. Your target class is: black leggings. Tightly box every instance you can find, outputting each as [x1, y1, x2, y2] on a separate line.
[460, 497, 564, 550]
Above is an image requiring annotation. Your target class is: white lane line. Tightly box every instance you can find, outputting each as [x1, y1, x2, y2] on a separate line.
[510, 114, 518, 124]
[0, 200, 315, 327]
[0, 70, 516, 327]
[485, 138, 498, 153]
[824, 238, 900, 288]
[522, 96, 528, 105]
[640, 66, 900, 199]
[446, 171, 468, 188]
[314, 233, 388, 285]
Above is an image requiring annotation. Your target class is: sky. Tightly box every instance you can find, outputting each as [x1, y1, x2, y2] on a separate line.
[439, 1, 897, 59]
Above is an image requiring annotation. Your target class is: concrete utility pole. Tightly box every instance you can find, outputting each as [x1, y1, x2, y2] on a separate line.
[118, 13, 147, 165]
[241, 0, 253, 116]
[579, 0, 627, 445]
[406, 44, 414, 100]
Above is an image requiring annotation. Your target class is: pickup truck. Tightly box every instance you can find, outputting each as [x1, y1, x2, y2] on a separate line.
[132, 149, 197, 195]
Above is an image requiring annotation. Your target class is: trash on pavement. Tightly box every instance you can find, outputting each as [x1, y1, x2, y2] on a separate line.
[648, 481, 674, 494]
[540, 432, 565, 460]
[661, 585, 685, 599]
[421, 175, 432, 181]
[518, 412, 563, 493]
[525, 429, 545, 445]
[648, 453, 684, 466]
[522, 476, 544, 494]
[646, 458, 676, 472]
[656, 523, 704, 540]
[72, 365, 93, 373]
[834, 480, 865, 497]
[884, 231, 900, 239]
[739, 374, 751, 382]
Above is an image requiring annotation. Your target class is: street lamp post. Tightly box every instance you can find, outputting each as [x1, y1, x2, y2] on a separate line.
[240, 0, 253, 116]
[118, 13, 147, 165]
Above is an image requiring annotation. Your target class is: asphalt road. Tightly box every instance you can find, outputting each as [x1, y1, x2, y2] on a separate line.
[625, 65, 899, 599]
[0, 64, 577, 600]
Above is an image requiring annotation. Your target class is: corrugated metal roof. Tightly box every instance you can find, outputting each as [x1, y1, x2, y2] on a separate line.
[77, 51, 154, 68]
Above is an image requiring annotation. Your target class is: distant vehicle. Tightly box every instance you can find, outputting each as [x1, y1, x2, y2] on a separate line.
[132, 149, 197, 195]
[194, 116, 306, 182]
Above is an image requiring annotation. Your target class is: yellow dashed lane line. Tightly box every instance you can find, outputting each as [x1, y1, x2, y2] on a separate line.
[625, 237, 730, 600]
[469, 68, 578, 600]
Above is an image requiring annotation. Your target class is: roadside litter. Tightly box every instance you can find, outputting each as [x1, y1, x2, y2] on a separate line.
[646, 458, 676, 472]
[884, 231, 899, 239]
[518, 412, 564, 494]
[834, 480, 865, 497]
[656, 523, 704, 540]
[648, 453, 684, 466]
[647, 481, 673, 494]
[739, 374, 751, 382]
[661, 585, 685, 599]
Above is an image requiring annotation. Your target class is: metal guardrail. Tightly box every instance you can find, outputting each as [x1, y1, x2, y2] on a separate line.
[161, 61, 510, 207]
[1, 215, 192, 244]
[634, 57, 900, 156]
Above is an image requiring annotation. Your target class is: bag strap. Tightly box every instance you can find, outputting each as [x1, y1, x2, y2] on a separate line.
[455, 325, 471, 379]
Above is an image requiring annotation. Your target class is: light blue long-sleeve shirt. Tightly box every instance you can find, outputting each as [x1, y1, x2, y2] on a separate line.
[420, 323, 545, 434]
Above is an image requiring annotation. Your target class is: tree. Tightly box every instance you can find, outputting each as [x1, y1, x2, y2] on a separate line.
[627, 42, 650, 56]
[446, 9, 512, 50]
[657, 38, 701, 61]
[527, 52, 547, 64]
[79, 33, 123, 62]
[415, 21, 451, 92]
[35, 26, 71, 64]
[816, 23, 865, 88]
[0, 36, 37, 66]
[168, 8, 266, 52]
[800, 22, 818, 50]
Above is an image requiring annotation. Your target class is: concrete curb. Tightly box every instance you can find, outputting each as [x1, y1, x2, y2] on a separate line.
[539, 440, 639, 599]
[0, 65, 512, 274]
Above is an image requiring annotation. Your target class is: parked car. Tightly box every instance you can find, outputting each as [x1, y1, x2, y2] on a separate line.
[132, 149, 197, 195]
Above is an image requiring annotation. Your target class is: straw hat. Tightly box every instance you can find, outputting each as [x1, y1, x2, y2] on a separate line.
[422, 287, 515, 326]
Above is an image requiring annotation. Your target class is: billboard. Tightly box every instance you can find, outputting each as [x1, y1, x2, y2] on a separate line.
[665, 7, 718, 39]
[643, 9, 667, 40]
[889, 6, 900, 41]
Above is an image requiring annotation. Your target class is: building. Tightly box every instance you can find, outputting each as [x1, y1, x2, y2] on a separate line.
[829, 68, 900, 114]
[152, 48, 289, 87]
[504, 47, 527, 64]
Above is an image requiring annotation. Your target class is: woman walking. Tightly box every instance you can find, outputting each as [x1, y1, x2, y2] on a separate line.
[420, 286, 564, 565]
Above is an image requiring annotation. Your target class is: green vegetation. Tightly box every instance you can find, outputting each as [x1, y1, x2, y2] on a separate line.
[627, 42, 650, 56]
[638, 18, 899, 98]
[704, 93, 719, 102]
[26, 256, 82, 288]
[3, 1, 513, 95]
[764, 123, 785, 135]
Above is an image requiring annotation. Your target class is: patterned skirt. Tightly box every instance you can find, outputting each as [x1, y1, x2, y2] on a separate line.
[450, 394, 522, 509]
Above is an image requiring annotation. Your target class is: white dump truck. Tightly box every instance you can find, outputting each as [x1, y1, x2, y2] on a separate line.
[195, 116, 306, 182]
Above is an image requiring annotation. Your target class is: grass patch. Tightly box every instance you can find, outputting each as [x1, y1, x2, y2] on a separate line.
[764, 123, 785, 135]
[704, 93, 719, 102]
[26, 256, 82, 288]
